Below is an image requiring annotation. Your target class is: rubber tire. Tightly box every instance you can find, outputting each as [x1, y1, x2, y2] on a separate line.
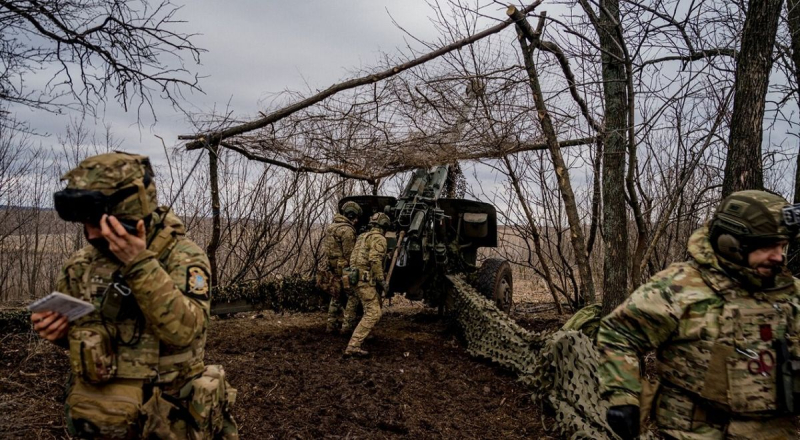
[476, 258, 513, 313]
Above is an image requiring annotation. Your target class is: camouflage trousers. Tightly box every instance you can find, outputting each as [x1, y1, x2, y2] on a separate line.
[326, 292, 349, 329]
[345, 283, 382, 349]
[341, 289, 362, 332]
[66, 375, 239, 440]
[654, 384, 796, 440]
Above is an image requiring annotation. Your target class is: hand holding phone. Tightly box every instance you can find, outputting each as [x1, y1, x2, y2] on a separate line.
[100, 214, 147, 265]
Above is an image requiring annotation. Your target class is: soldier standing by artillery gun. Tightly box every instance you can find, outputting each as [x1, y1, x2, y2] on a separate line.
[599, 190, 800, 440]
[342, 212, 391, 357]
[319, 201, 362, 333]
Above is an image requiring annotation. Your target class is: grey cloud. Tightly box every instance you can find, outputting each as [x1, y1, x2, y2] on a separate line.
[13, 0, 441, 163]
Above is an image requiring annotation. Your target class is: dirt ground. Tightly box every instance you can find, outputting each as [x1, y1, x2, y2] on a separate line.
[0, 298, 565, 439]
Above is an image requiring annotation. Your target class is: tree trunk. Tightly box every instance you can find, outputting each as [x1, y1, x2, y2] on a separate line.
[596, 0, 631, 314]
[510, 9, 596, 304]
[789, 143, 800, 275]
[207, 143, 221, 287]
[786, 0, 800, 275]
[722, 0, 784, 196]
[788, 0, 800, 97]
[586, 139, 603, 255]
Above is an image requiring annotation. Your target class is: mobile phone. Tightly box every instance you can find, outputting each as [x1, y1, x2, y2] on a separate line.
[116, 218, 140, 236]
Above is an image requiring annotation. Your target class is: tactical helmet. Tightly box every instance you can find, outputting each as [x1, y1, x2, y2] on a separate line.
[369, 212, 391, 230]
[54, 152, 157, 224]
[340, 201, 362, 219]
[710, 190, 796, 262]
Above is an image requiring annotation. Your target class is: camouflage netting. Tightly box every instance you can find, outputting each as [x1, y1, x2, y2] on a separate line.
[211, 275, 327, 313]
[446, 275, 626, 440]
[531, 330, 619, 439]
[447, 275, 544, 375]
[0, 308, 32, 335]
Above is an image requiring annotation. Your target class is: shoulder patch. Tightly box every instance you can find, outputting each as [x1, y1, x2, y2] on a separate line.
[186, 266, 210, 299]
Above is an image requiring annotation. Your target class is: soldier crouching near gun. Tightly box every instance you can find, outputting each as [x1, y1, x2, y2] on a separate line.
[319, 201, 361, 334]
[599, 190, 800, 440]
[30, 152, 238, 439]
[342, 212, 391, 357]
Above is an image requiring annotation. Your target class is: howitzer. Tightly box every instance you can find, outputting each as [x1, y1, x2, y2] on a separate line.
[339, 165, 513, 312]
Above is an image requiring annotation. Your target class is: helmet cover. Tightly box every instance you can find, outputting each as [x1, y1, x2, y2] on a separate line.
[341, 201, 363, 219]
[57, 152, 157, 222]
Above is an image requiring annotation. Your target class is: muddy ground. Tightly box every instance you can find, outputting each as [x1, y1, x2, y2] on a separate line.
[0, 300, 566, 439]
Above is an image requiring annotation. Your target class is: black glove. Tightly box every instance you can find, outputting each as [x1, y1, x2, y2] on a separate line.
[607, 405, 639, 440]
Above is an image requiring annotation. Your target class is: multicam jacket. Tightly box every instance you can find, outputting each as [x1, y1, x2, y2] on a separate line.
[350, 227, 387, 285]
[58, 207, 210, 393]
[598, 226, 800, 415]
[322, 214, 356, 277]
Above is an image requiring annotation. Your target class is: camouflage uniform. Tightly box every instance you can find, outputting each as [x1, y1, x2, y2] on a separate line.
[321, 213, 357, 332]
[54, 153, 237, 439]
[598, 192, 800, 440]
[344, 223, 388, 354]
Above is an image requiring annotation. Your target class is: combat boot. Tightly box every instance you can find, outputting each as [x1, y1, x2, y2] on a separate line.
[344, 346, 369, 357]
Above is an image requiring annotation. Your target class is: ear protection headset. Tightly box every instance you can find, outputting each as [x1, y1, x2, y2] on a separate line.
[715, 232, 745, 263]
[710, 193, 800, 264]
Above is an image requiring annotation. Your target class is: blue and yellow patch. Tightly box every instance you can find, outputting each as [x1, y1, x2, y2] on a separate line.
[186, 266, 210, 299]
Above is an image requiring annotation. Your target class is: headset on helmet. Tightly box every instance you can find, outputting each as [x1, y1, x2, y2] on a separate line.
[369, 212, 391, 229]
[54, 152, 157, 234]
[340, 201, 363, 220]
[709, 190, 798, 263]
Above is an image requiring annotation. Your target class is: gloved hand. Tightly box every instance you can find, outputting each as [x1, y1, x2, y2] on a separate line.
[607, 405, 639, 440]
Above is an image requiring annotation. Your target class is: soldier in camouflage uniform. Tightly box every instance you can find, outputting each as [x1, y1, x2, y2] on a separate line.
[343, 212, 390, 357]
[598, 190, 800, 440]
[31, 152, 237, 439]
[321, 201, 361, 333]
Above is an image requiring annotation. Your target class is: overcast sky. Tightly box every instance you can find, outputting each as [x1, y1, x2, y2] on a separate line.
[11, 1, 797, 205]
[15, 0, 453, 166]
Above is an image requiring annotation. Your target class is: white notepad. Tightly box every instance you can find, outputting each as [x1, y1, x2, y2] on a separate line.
[27, 292, 95, 322]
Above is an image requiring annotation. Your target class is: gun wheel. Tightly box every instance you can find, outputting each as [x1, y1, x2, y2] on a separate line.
[476, 258, 513, 313]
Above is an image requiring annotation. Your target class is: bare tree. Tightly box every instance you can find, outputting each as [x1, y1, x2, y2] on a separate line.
[510, 7, 596, 305]
[0, 0, 203, 120]
[163, 1, 795, 320]
[571, 0, 632, 312]
[503, 155, 563, 313]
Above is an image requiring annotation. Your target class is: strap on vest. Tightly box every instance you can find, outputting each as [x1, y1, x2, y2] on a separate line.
[136, 177, 150, 216]
[149, 224, 178, 260]
[158, 350, 196, 366]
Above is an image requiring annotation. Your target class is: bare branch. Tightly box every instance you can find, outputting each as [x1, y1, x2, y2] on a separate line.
[183, 1, 544, 150]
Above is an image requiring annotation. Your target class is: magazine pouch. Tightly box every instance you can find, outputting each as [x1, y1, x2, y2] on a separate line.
[342, 267, 358, 290]
[69, 323, 117, 384]
[66, 378, 143, 439]
[184, 365, 237, 438]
